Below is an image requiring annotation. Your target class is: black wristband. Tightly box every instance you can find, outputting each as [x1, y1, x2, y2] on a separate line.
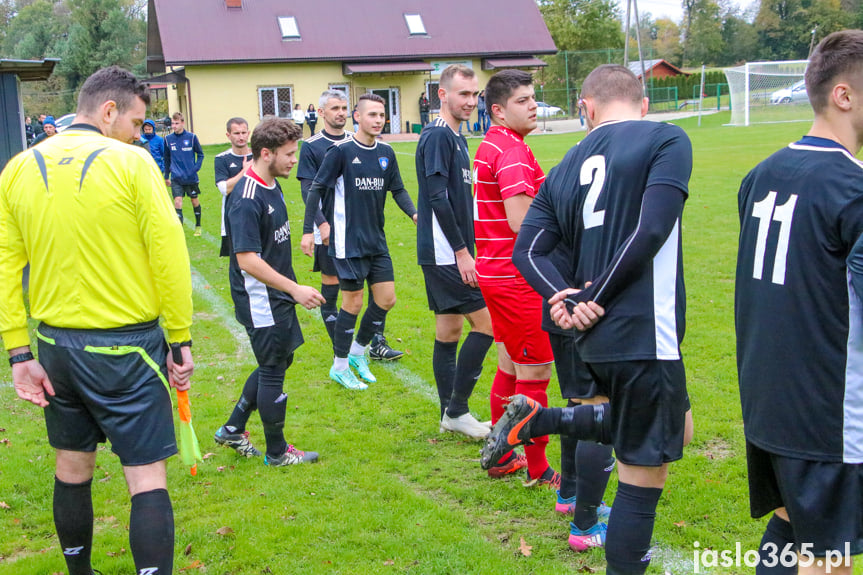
[9, 351, 34, 366]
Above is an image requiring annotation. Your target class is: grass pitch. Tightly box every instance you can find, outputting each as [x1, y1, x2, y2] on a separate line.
[1, 112, 860, 574]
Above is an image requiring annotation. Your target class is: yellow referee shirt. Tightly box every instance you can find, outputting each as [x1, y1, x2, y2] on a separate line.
[0, 124, 193, 349]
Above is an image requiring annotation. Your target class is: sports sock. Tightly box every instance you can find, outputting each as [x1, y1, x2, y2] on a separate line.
[129, 488, 174, 575]
[490, 368, 518, 464]
[53, 477, 94, 575]
[176, 208, 183, 222]
[515, 379, 550, 479]
[559, 432, 578, 500]
[333, 356, 349, 371]
[368, 290, 387, 335]
[349, 340, 366, 356]
[356, 300, 388, 346]
[320, 284, 340, 344]
[334, 309, 358, 359]
[193, 205, 201, 227]
[531, 402, 612, 444]
[433, 340, 458, 419]
[605, 482, 662, 575]
[446, 331, 493, 418]
[257, 360, 290, 458]
[573, 440, 615, 530]
[756, 514, 797, 574]
[224, 367, 259, 432]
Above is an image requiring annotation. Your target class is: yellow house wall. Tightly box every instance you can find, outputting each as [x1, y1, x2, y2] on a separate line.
[181, 60, 502, 145]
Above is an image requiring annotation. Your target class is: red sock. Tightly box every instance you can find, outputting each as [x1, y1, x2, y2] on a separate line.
[490, 368, 517, 464]
[516, 379, 550, 479]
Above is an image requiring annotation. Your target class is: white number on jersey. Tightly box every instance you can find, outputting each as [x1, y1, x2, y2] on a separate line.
[472, 167, 480, 221]
[751, 191, 798, 285]
[581, 155, 607, 229]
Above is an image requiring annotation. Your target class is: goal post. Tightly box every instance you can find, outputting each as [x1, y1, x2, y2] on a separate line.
[724, 60, 812, 126]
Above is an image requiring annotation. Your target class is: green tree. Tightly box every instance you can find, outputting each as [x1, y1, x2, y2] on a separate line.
[1, 0, 68, 59]
[653, 18, 684, 65]
[682, 0, 724, 65]
[718, 0, 759, 65]
[539, 0, 623, 51]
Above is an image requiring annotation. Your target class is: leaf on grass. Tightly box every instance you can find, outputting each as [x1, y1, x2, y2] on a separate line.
[261, 567, 273, 574]
[215, 526, 234, 536]
[106, 548, 126, 557]
[0, 427, 6, 432]
[179, 559, 204, 571]
[202, 453, 215, 460]
[518, 537, 532, 557]
[0, 502, 10, 509]
[217, 466, 225, 472]
[427, 438, 439, 444]
[98, 476, 111, 483]
[1, 438, 10, 445]
[384, 559, 395, 566]
[578, 566, 596, 573]
[674, 520, 687, 527]
[184, 543, 192, 555]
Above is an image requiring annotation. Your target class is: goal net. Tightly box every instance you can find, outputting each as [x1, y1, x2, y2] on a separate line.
[724, 60, 812, 126]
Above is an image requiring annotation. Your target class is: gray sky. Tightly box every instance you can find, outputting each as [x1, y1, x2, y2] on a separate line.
[630, 0, 759, 23]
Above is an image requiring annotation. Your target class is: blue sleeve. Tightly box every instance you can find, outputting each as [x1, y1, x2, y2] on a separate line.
[193, 135, 204, 173]
[848, 233, 863, 308]
[163, 135, 172, 178]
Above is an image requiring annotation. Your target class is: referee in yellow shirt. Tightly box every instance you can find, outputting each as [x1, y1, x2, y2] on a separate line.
[0, 66, 193, 575]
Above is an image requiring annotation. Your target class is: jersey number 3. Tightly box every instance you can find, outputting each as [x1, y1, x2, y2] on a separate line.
[751, 191, 798, 285]
[581, 155, 606, 229]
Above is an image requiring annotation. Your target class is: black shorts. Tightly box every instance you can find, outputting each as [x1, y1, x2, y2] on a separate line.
[246, 309, 304, 368]
[747, 441, 863, 555]
[171, 182, 200, 199]
[220, 235, 231, 257]
[36, 320, 177, 466]
[313, 243, 337, 277]
[421, 264, 486, 315]
[549, 332, 598, 400]
[587, 359, 688, 467]
[333, 253, 394, 292]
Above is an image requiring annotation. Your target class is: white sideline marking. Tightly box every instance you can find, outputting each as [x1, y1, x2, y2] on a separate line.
[378, 362, 438, 404]
[189, 265, 251, 358]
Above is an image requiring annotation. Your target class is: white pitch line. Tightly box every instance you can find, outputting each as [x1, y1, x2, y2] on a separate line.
[189, 265, 251, 358]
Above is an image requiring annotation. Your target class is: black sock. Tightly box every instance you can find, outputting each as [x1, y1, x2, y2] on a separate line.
[193, 205, 201, 226]
[605, 482, 662, 575]
[225, 368, 259, 432]
[356, 300, 388, 346]
[559, 432, 578, 500]
[539, 402, 612, 444]
[257, 360, 290, 458]
[368, 290, 387, 335]
[129, 488, 174, 575]
[446, 331, 493, 417]
[433, 340, 458, 418]
[176, 208, 183, 222]
[320, 284, 340, 344]
[53, 477, 94, 575]
[334, 309, 358, 358]
[757, 514, 797, 574]
[573, 440, 615, 530]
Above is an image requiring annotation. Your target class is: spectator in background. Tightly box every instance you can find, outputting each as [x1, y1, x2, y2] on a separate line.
[32, 113, 46, 138]
[30, 116, 56, 147]
[419, 93, 430, 127]
[140, 119, 166, 173]
[24, 116, 34, 146]
[292, 104, 305, 136]
[305, 104, 318, 137]
[477, 90, 488, 133]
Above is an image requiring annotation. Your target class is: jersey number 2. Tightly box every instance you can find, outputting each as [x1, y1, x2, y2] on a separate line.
[751, 191, 797, 285]
[581, 155, 606, 229]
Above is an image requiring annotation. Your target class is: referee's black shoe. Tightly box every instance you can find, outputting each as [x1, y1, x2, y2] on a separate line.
[369, 333, 404, 361]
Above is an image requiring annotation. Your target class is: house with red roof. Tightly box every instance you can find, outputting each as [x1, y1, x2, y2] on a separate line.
[146, 0, 556, 144]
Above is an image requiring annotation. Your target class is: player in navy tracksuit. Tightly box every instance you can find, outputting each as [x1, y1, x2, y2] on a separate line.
[164, 112, 205, 233]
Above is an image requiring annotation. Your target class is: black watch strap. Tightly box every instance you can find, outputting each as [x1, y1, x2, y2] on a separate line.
[9, 351, 35, 366]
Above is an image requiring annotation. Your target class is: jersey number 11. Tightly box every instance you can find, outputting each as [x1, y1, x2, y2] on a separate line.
[751, 191, 798, 285]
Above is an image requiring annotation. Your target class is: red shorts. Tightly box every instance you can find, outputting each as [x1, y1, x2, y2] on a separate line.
[479, 277, 554, 366]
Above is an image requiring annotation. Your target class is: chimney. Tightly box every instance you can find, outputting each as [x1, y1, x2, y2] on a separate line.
[226, 0, 242, 8]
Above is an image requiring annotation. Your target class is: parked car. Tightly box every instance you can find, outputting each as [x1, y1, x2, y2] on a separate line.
[535, 101, 563, 117]
[54, 113, 76, 132]
[770, 80, 808, 104]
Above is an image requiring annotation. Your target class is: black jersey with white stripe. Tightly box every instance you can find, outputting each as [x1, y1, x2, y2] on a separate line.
[312, 138, 404, 259]
[521, 120, 691, 363]
[416, 117, 474, 265]
[296, 131, 351, 245]
[736, 136, 863, 463]
[215, 149, 253, 239]
[227, 169, 297, 329]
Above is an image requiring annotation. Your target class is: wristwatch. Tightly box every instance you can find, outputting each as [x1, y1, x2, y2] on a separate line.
[9, 351, 34, 366]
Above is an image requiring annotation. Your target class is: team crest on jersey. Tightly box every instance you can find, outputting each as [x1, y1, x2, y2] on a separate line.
[378, 157, 389, 170]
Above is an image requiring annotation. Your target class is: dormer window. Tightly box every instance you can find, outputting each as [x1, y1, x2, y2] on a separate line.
[278, 16, 300, 39]
[404, 14, 426, 36]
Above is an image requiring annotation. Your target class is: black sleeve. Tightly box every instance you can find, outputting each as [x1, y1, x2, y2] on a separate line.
[304, 182, 325, 235]
[214, 156, 228, 184]
[567, 183, 685, 308]
[300, 178, 327, 227]
[162, 136, 171, 178]
[386, 151, 406, 192]
[513, 223, 570, 299]
[304, 147, 341, 233]
[427, 174, 466, 253]
[228, 195, 263, 253]
[392, 188, 417, 218]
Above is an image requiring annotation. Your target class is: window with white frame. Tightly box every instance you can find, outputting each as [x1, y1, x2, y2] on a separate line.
[426, 81, 441, 112]
[404, 14, 426, 35]
[259, 86, 293, 119]
[328, 83, 350, 102]
[278, 17, 300, 39]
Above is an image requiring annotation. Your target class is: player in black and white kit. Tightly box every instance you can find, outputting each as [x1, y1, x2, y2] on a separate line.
[737, 31, 863, 575]
[482, 65, 694, 570]
[214, 117, 326, 467]
[214, 117, 253, 257]
[415, 64, 494, 440]
[297, 90, 404, 361]
[301, 93, 417, 391]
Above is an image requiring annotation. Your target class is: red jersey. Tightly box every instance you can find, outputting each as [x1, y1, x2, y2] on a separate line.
[473, 125, 546, 280]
